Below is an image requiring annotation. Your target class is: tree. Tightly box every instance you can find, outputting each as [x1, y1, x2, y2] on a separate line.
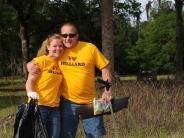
[6, 0, 34, 78]
[113, 0, 142, 74]
[127, 10, 176, 73]
[0, 0, 143, 76]
[146, 1, 152, 20]
[0, 2, 21, 76]
[101, 0, 114, 72]
[6, 0, 45, 78]
[175, 0, 184, 80]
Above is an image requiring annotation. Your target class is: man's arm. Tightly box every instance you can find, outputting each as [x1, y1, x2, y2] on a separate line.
[27, 61, 40, 77]
[101, 65, 113, 102]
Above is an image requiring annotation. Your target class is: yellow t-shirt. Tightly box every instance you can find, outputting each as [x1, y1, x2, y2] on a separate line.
[59, 41, 109, 104]
[32, 55, 63, 107]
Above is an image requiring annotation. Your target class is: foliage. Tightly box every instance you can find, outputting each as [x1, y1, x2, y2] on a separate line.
[113, 0, 141, 74]
[0, 0, 142, 76]
[1, 0, 179, 76]
[0, 4, 22, 76]
[127, 10, 176, 73]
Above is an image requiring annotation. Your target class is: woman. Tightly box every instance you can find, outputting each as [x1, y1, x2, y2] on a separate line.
[26, 33, 64, 138]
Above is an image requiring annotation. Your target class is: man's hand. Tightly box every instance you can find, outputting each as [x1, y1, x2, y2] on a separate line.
[27, 61, 40, 77]
[93, 98, 111, 115]
[27, 91, 39, 99]
[101, 87, 112, 103]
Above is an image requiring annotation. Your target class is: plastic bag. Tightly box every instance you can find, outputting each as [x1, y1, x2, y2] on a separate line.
[93, 98, 111, 115]
[13, 99, 48, 138]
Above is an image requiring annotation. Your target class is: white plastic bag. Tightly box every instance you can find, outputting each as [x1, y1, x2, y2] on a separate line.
[93, 98, 111, 115]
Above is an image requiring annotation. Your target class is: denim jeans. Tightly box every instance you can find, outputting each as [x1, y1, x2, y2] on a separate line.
[60, 97, 106, 138]
[39, 106, 61, 138]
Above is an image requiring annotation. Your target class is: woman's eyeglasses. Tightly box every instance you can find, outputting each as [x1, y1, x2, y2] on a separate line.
[61, 33, 77, 38]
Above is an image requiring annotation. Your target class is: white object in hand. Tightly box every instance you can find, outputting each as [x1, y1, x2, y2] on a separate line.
[93, 98, 111, 115]
[27, 91, 39, 99]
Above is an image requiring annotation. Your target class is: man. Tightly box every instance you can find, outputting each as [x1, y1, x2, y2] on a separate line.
[28, 22, 112, 138]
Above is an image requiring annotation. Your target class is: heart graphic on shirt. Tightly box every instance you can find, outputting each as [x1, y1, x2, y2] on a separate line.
[72, 57, 77, 61]
[68, 56, 77, 61]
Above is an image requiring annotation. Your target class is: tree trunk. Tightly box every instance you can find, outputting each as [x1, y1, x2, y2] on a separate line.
[7, 0, 33, 79]
[175, 0, 184, 80]
[19, 21, 29, 78]
[0, 34, 2, 57]
[101, 0, 114, 72]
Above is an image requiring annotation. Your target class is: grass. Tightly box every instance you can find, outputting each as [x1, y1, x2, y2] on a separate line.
[0, 92, 26, 118]
[108, 81, 184, 138]
[0, 76, 26, 138]
[0, 92, 26, 137]
[121, 74, 175, 81]
[0, 76, 26, 118]
[121, 75, 137, 81]
[1, 76, 184, 138]
[0, 76, 24, 84]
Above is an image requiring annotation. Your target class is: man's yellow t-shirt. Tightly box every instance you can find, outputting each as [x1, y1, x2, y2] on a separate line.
[32, 55, 63, 107]
[59, 41, 109, 104]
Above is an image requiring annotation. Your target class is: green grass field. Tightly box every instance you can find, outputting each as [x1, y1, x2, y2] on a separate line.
[0, 77, 26, 137]
[1, 76, 184, 138]
[0, 92, 26, 117]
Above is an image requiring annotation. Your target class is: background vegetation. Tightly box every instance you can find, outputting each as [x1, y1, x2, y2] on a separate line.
[0, 0, 182, 76]
[1, 78, 184, 138]
[0, 0, 184, 137]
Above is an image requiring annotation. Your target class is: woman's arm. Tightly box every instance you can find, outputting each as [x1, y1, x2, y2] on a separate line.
[25, 72, 39, 99]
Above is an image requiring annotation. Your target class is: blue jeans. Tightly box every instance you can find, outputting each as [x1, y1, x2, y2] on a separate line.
[60, 97, 106, 138]
[39, 106, 61, 138]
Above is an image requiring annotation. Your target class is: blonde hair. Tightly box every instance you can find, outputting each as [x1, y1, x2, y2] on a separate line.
[37, 33, 62, 57]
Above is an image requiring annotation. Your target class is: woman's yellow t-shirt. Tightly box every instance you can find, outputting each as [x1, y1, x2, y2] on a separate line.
[32, 55, 63, 107]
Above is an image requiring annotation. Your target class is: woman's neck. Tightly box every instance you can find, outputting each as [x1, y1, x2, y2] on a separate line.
[48, 55, 59, 61]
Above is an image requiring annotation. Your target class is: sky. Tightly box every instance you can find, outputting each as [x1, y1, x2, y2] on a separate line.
[138, 0, 174, 21]
[138, 0, 148, 21]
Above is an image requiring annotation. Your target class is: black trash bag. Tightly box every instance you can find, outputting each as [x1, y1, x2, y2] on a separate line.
[76, 96, 129, 119]
[13, 99, 48, 138]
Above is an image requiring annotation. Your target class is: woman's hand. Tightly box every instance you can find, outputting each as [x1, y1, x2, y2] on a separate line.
[27, 91, 39, 99]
